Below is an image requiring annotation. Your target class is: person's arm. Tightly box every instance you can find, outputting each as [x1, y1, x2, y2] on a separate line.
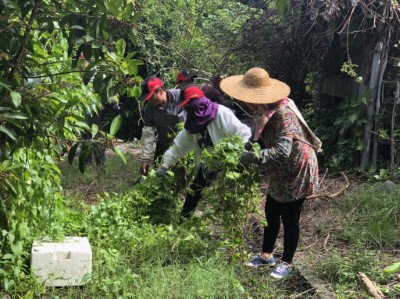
[259, 109, 295, 164]
[161, 129, 196, 169]
[140, 125, 156, 174]
[140, 106, 156, 175]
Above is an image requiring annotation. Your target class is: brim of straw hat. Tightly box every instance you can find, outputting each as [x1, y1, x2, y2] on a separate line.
[220, 75, 291, 104]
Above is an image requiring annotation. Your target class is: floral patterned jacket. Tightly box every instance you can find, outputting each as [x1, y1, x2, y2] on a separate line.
[259, 103, 319, 202]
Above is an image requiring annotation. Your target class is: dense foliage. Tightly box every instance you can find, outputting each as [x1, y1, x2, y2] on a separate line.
[0, 0, 399, 296]
[136, 0, 260, 83]
[0, 0, 142, 291]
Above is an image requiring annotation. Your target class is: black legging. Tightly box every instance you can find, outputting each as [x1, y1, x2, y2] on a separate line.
[180, 167, 216, 218]
[262, 194, 305, 264]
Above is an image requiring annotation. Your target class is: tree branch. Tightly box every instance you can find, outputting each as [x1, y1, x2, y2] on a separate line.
[21, 70, 88, 79]
[7, 0, 42, 82]
[306, 172, 350, 200]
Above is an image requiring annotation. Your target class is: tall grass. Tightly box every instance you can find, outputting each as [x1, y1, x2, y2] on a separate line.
[336, 183, 400, 248]
[309, 183, 400, 298]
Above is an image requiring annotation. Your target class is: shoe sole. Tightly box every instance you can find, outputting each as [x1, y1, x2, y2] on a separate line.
[244, 262, 276, 268]
[270, 272, 285, 279]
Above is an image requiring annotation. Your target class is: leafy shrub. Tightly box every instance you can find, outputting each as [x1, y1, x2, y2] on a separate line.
[0, 149, 65, 293]
[201, 136, 261, 258]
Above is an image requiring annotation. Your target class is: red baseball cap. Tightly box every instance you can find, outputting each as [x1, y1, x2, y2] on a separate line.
[178, 86, 204, 107]
[175, 70, 197, 84]
[140, 76, 163, 101]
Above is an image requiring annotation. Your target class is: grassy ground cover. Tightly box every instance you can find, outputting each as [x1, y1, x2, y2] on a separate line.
[16, 143, 400, 298]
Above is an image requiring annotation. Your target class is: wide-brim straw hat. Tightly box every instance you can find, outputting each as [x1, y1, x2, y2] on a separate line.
[220, 67, 290, 104]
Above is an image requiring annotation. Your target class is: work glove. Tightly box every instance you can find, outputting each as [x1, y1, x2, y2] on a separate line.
[244, 140, 253, 151]
[155, 166, 168, 177]
[240, 150, 257, 166]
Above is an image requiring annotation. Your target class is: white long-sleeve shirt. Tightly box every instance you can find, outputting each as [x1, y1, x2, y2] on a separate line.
[161, 105, 251, 170]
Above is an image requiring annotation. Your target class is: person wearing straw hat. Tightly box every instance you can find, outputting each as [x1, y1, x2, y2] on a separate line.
[155, 85, 251, 218]
[220, 67, 321, 279]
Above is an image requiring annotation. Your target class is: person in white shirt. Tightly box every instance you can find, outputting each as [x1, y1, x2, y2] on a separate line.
[156, 86, 251, 218]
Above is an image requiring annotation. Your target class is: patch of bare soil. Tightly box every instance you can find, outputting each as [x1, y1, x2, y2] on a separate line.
[107, 141, 142, 159]
[61, 142, 142, 204]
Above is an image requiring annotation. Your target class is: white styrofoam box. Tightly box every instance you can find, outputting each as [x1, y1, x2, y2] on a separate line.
[31, 237, 92, 287]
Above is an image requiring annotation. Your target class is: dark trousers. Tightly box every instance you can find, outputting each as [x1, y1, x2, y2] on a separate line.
[154, 143, 169, 164]
[262, 194, 305, 264]
[180, 167, 216, 218]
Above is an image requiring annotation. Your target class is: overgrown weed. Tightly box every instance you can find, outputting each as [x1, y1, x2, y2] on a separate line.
[16, 144, 400, 298]
[306, 182, 400, 298]
[42, 139, 316, 298]
[336, 183, 400, 248]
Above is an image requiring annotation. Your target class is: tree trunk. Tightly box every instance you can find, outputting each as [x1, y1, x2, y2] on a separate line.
[371, 38, 390, 167]
[391, 83, 400, 177]
[360, 41, 383, 169]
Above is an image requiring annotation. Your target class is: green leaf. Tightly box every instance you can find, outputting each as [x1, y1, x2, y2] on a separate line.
[75, 121, 91, 131]
[0, 126, 17, 141]
[2, 254, 14, 260]
[128, 32, 137, 45]
[123, 2, 134, 19]
[83, 70, 95, 86]
[132, 12, 142, 23]
[112, 146, 126, 164]
[127, 60, 138, 76]
[95, 0, 107, 11]
[2, 112, 28, 120]
[115, 38, 126, 57]
[4, 163, 24, 171]
[13, 73, 21, 85]
[134, 86, 142, 100]
[10, 91, 22, 108]
[4, 177, 17, 193]
[68, 142, 80, 165]
[18, 222, 29, 238]
[348, 113, 358, 124]
[275, 0, 289, 17]
[78, 142, 92, 174]
[383, 262, 400, 274]
[84, 35, 95, 43]
[226, 171, 240, 179]
[92, 41, 102, 49]
[109, 115, 122, 136]
[1, 160, 11, 168]
[92, 124, 99, 138]
[70, 25, 86, 31]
